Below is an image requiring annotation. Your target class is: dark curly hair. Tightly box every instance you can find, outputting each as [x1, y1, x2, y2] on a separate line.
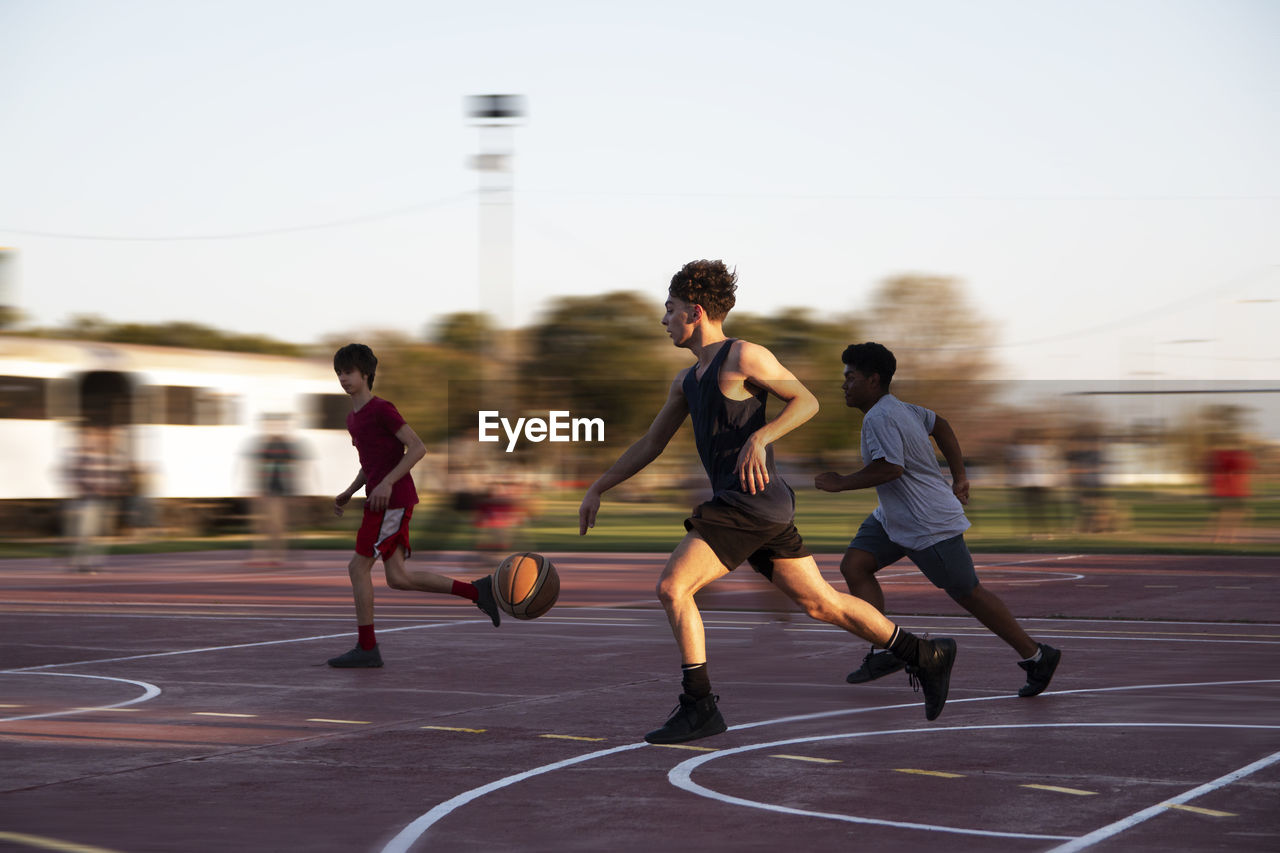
[841, 342, 896, 388]
[333, 343, 378, 390]
[669, 259, 738, 321]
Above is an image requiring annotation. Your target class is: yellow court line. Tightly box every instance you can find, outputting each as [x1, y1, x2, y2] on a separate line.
[1022, 784, 1098, 796]
[421, 725, 486, 733]
[894, 768, 965, 778]
[0, 831, 126, 853]
[0, 704, 25, 708]
[192, 712, 258, 718]
[1019, 627, 1280, 640]
[650, 743, 718, 752]
[1144, 585, 1178, 589]
[306, 718, 371, 725]
[770, 754, 842, 764]
[540, 734, 606, 742]
[1166, 804, 1237, 817]
[539, 616, 644, 623]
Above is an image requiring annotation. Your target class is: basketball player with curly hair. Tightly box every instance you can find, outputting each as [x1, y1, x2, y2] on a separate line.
[579, 261, 958, 743]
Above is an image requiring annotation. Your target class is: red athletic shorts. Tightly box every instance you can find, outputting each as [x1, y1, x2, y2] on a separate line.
[355, 505, 413, 560]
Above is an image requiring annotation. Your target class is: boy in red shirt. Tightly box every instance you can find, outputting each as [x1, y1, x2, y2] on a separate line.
[328, 343, 501, 667]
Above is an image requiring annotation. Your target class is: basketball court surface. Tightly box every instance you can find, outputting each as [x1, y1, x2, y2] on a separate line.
[3, 550, 1278, 852]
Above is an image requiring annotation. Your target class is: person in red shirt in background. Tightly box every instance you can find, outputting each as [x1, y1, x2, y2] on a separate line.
[328, 343, 501, 668]
[1207, 438, 1255, 545]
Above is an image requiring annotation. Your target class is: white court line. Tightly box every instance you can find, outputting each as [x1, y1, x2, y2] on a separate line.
[775, 628, 1280, 646]
[378, 743, 649, 853]
[1045, 746, 1280, 852]
[2, 621, 486, 673]
[0, 672, 162, 722]
[669, 723, 1280, 843]
[377, 678, 1280, 851]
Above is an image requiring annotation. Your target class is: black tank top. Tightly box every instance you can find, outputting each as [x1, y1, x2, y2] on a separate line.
[682, 339, 796, 524]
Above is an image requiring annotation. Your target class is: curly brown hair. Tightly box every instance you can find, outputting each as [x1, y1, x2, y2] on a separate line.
[668, 259, 738, 321]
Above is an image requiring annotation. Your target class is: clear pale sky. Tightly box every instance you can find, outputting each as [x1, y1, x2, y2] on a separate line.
[1, 0, 1276, 381]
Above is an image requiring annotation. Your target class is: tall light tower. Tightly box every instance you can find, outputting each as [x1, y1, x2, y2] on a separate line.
[466, 94, 526, 337]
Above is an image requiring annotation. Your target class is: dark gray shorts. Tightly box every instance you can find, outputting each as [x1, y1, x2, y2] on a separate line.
[849, 513, 978, 598]
[685, 498, 810, 581]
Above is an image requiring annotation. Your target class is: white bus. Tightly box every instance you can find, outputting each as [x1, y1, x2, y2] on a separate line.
[0, 336, 355, 516]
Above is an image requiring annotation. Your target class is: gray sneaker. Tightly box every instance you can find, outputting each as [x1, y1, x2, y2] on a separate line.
[327, 645, 383, 668]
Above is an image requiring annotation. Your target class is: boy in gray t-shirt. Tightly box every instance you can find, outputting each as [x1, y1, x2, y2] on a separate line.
[815, 342, 1061, 698]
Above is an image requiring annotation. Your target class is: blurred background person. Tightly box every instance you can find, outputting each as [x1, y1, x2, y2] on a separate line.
[1066, 426, 1113, 534]
[1005, 428, 1064, 539]
[62, 424, 128, 572]
[244, 413, 309, 567]
[1206, 431, 1255, 545]
[120, 459, 158, 542]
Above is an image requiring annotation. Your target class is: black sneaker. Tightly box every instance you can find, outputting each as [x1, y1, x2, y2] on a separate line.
[906, 637, 957, 721]
[847, 647, 908, 684]
[644, 693, 727, 744]
[473, 576, 501, 627]
[327, 645, 383, 668]
[1018, 643, 1061, 697]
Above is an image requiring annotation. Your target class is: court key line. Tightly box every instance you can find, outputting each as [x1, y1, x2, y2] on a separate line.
[668, 722, 1280, 844]
[1044, 744, 1280, 853]
[0, 622, 488, 724]
[0, 672, 161, 723]
[377, 680, 1280, 851]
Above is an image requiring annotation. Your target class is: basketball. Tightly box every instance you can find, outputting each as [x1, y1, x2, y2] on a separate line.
[492, 552, 559, 619]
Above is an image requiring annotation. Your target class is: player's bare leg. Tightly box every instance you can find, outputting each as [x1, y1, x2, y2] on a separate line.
[837, 548, 907, 683]
[952, 583, 1038, 659]
[329, 553, 383, 667]
[771, 556, 957, 720]
[383, 549, 455, 595]
[348, 553, 377, 624]
[383, 547, 501, 627]
[646, 533, 730, 744]
[655, 533, 730, 665]
[770, 556, 895, 641]
[837, 548, 886, 612]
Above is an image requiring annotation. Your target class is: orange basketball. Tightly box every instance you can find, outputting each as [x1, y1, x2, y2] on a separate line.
[492, 552, 559, 620]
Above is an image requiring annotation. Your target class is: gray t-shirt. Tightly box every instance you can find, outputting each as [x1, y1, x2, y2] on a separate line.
[861, 394, 970, 549]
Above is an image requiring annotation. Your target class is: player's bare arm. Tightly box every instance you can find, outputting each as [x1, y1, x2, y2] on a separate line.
[579, 373, 690, 534]
[724, 341, 819, 494]
[814, 458, 904, 493]
[334, 470, 367, 516]
[929, 415, 970, 505]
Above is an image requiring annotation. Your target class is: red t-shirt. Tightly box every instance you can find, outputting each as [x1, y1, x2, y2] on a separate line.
[1209, 448, 1253, 499]
[347, 397, 418, 509]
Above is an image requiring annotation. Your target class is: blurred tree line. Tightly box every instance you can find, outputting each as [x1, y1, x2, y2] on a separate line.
[397, 273, 1005, 472]
[19, 275, 1011, 468]
[23, 315, 307, 357]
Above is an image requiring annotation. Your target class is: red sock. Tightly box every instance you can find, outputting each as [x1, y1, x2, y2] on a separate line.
[451, 580, 478, 602]
[357, 623, 376, 650]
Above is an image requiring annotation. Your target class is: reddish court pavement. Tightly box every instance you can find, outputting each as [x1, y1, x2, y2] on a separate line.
[1, 550, 1278, 852]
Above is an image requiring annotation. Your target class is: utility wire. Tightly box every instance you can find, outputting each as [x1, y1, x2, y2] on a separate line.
[0, 192, 475, 242]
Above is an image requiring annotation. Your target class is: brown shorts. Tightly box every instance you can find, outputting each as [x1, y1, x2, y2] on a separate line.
[684, 498, 810, 581]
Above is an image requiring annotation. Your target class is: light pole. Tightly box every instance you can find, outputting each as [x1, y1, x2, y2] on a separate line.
[466, 94, 526, 337]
